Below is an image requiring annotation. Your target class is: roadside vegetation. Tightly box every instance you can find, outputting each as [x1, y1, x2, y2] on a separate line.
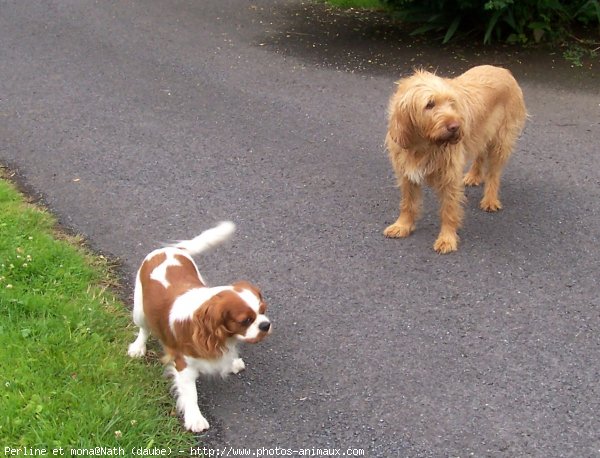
[322, 0, 599, 64]
[325, 0, 383, 8]
[0, 172, 194, 452]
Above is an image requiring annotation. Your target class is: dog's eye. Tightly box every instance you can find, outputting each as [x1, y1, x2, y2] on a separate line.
[425, 100, 435, 110]
[240, 318, 252, 326]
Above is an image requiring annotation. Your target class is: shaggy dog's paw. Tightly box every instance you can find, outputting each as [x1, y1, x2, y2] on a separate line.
[480, 198, 502, 212]
[384, 222, 414, 238]
[463, 172, 482, 187]
[433, 233, 459, 254]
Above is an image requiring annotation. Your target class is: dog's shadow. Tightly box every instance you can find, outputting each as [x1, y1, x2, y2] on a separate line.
[380, 163, 595, 261]
[458, 172, 595, 261]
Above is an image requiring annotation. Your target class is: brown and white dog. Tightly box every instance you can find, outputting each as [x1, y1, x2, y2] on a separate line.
[127, 222, 272, 432]
[384, 65, 527, 253]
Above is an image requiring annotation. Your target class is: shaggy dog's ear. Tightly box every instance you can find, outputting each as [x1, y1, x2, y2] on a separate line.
[388, 100, 413, 148]
[387, 78, 416, 148]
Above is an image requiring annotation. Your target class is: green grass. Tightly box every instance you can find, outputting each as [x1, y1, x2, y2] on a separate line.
[322, 0, 384, 9]
[0, 175, 195, 452]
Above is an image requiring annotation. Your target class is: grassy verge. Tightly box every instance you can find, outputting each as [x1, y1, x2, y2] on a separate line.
[0, 174, 195, 453]
[322, 0, 384, 9]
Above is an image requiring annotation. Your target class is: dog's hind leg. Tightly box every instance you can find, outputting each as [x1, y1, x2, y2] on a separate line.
[463, 155, 485, 187]
[480, 141, 511, 212]
[384, 177, 422, 238]
[128, 271, 150, 358]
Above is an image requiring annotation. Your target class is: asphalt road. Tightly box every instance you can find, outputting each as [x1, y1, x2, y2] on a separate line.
[1, 1, 600, 456]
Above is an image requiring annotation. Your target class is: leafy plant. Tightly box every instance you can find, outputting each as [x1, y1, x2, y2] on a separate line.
[380, 0, 600, 43]
[563, 43, 598, 65]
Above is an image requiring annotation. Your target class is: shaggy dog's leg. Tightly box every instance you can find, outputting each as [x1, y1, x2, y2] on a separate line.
[384, 177, 422, 238]
[463, 155, 485, 187]
[480, 141, 511, 212]
[432, 174, 465, 254]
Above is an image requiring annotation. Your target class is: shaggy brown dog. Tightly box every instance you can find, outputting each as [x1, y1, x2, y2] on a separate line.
[384, 65, 527, 253]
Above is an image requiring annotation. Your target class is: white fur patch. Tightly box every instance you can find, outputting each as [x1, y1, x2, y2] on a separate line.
[149, 249, 182, 288]
[405, 167, 426, 185]
[183, 341, 240, 378]
[236, 288, 261, 312]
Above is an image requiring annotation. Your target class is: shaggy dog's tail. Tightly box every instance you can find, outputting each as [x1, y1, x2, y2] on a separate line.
[173, 221, 235, 257]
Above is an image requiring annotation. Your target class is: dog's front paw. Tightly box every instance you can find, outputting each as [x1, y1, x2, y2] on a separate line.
[127, 342, 146, 358]
[384, 222, 414, 238]
[433, 233, 459, 254]
[480, 197, 502, 212]
[231, 358, 246, 374]
[184, 410, 210, 433]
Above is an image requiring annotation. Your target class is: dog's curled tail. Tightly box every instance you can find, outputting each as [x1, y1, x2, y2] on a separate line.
[174, 221, 235, 257]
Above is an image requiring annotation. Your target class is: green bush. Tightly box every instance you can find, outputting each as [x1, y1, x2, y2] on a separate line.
[381, 0, 600, 43]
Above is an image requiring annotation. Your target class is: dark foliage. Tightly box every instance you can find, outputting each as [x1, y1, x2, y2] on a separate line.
[380, 0, 600, 43]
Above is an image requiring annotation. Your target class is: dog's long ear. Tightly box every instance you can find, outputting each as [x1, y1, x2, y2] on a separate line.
[387, 80, 414, 148]
[388, 106, 413, 148]
[192, 294, 229, 358]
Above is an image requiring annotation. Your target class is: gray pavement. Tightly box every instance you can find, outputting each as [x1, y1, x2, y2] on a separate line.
[1, 0, 600, 456]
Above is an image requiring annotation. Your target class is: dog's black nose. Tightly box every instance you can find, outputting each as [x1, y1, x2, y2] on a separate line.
[259, 321, 271, 332]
